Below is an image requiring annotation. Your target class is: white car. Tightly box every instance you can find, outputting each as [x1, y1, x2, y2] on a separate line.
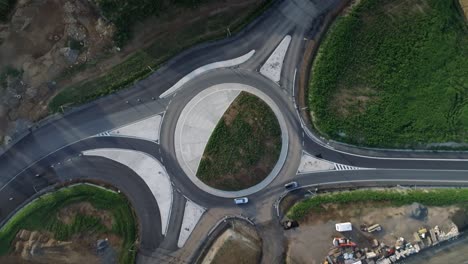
[234, 197, 249, 205]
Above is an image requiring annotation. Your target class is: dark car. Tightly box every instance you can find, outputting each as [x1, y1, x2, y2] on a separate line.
[282, 220, 299, 230]
[284, 181, 298, 189]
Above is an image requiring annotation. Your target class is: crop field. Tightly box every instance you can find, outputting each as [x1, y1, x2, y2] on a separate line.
[308, 0, 468, 148]
[197, 92, 281, 191]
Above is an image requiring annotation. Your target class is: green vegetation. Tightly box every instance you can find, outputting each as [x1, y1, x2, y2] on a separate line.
[0, 66, 22, 89]
[49, 51, 156, 112]
[197, 92, 281, 191]
[49, 0, 274, 113]
[0, 0, 15, 21]
[96, 0, 204, 46]
[308, 0, 468, 148]
[288, 189, 468, 220]
[0, 184, 137, 263]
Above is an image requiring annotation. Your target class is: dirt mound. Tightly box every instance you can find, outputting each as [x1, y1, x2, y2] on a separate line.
[4, 229, 100, 264]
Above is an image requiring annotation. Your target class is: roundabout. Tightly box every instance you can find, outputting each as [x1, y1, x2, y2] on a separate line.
[173, 82, 289, 197]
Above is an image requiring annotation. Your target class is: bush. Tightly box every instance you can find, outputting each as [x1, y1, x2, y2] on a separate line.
[288, 189, 468, 220]
[0, 0, 15, 22]
[308, 0, 468, 148]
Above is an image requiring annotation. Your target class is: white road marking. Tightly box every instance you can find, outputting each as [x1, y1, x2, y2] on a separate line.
[102, 114, 162, 142]
[160, 50, 255, 98]
[260, 35, 292, 82]
[297, 151, 335, 174]
[177, 200, 206, 248]
[333, 163, 367, 171]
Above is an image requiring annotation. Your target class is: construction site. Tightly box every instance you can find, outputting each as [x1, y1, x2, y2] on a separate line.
[285, 200, 468, 264]
[324, 220, 460, 264]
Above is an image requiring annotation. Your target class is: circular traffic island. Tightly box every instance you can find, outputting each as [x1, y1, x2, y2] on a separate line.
[196, 91, 281, 191]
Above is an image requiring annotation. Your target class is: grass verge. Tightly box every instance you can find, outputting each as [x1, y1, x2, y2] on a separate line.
[308, 0, 468, 148]
[0, 184, 137, 263]
[48, 0, 274, 113]
[197, 92, 281, 191]
[288, 189, 468, 220]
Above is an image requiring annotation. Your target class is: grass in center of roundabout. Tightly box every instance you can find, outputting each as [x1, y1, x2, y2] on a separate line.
[197, 91, 281, 191]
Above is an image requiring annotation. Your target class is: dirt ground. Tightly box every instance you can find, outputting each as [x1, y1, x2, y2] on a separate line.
[0, 202, 122, 264]
[285, 202, 465, 264]
[460, 0, 468, 19]
[202, 221, 262, 264]
[0, 0, 115, 143]
[0, 0, 262, 145]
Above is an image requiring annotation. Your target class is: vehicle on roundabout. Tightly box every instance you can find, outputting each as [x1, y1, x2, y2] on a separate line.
[234, 197, 249, 205]
[284, 181, 298, 189]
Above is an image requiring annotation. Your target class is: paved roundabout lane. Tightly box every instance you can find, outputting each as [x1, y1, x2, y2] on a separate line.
[160, 68, 302, 200]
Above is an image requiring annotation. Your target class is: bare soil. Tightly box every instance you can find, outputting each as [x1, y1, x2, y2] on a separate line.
[285, 202, 465, 264]
[0, 0, 115, 143]
[331, 85, 378, 117]
[460, 0, 468, 19]
[202, 221, 262, 264]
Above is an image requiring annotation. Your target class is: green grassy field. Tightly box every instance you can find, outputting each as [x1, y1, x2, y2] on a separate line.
[48, 0, 274, 113]
[0, 184, 137, 263]
[288, 189, 468, 220]
[308, 0, 468, 148]
[197, 92, 281, 191]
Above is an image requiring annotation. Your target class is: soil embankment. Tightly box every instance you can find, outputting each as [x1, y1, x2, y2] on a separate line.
[201, 220, 262, 264]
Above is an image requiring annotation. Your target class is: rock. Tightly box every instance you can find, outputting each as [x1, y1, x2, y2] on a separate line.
[65, 22, 87, 41]
[409, 202, 428, 220]
[95, 18, 116, 38]
[29, 231, 40, 242]
[18, 229, 31, 240]
[14, 241, 24, 253]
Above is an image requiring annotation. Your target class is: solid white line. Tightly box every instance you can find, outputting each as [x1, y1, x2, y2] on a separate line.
[309, 179, 468, 186]
[292, 68, 297, 97]
[300, 121, 468, 162]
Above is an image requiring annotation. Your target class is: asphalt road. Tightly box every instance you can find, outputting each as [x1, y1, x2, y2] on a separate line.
[0, 0, 468, 263]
